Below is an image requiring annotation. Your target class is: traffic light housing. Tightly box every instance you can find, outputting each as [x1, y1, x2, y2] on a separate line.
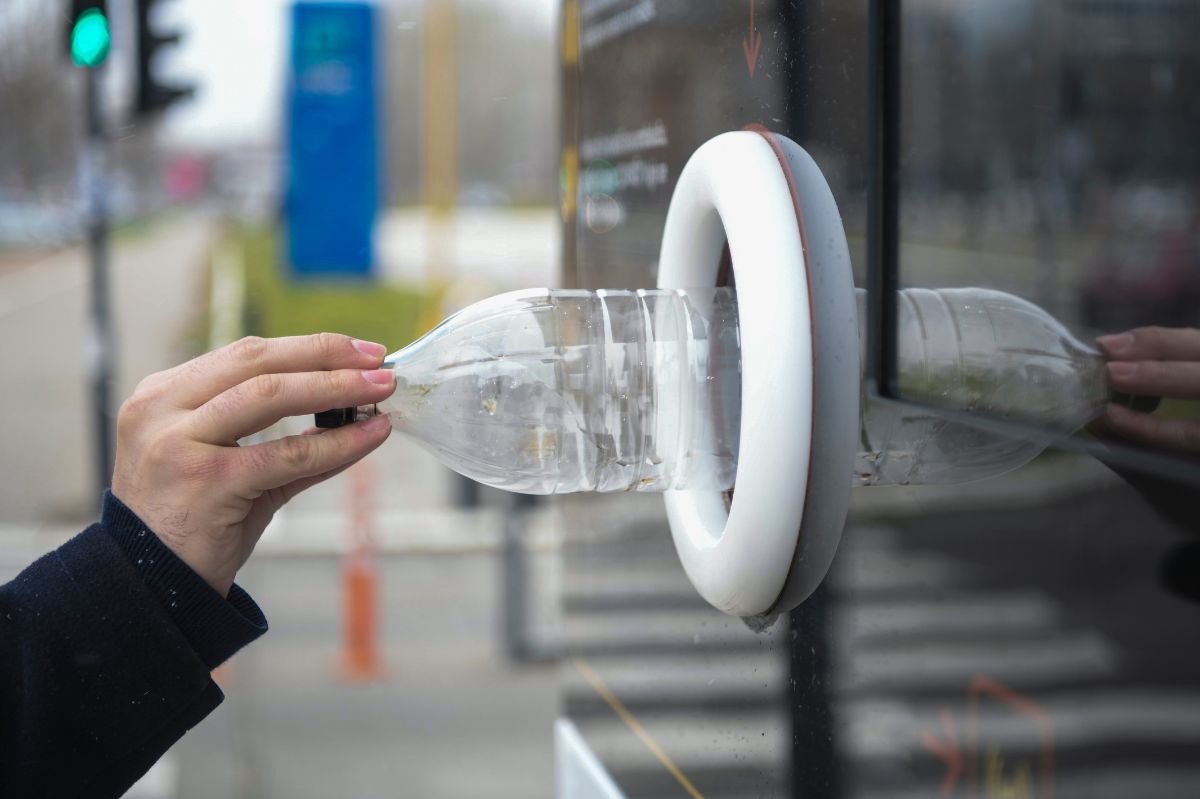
[66, 0, 111, 68]
[134, 0, 194, 116]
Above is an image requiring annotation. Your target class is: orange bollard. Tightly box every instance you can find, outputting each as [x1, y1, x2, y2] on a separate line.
[340, 552, 382, 680]
[338, 461, 384, 681]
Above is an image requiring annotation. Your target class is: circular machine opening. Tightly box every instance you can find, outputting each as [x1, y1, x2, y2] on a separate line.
[714, 242, 739, 514]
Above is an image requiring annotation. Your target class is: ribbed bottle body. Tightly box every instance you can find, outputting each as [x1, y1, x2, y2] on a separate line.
[378, 288, 740, 494]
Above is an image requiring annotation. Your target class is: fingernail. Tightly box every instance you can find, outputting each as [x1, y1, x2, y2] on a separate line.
[1108, 362, 1138, 380]
[352, 339, 387, 358]
[1097, 333, 1134, 355]
[361, 414, 391, 433]
[362, 369, 395, 385]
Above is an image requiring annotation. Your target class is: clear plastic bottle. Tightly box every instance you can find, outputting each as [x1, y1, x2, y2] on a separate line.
[317, 285, 1108, 493]
[855, 287, 1108, 486]
[361, 288, 742, 494]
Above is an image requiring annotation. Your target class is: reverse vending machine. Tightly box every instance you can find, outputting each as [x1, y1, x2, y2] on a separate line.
[555, 2, 1200, 797]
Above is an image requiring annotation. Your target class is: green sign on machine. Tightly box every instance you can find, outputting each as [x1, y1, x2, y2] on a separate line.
[70, 7, 111, 68]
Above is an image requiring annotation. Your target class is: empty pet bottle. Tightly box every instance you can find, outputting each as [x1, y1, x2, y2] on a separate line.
[317, 285, 1110, 494]
[318, 288, 742, 494]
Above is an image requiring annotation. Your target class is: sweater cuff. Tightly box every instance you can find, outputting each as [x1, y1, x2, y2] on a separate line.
[101, 491, 268, 670]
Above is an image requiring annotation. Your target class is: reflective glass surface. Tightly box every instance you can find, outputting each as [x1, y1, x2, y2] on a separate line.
[564, 2, 1200, 797]
[895, 0, 1200, 470]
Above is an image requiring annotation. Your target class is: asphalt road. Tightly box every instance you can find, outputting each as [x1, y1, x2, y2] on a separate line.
[0, 214, 218, 524]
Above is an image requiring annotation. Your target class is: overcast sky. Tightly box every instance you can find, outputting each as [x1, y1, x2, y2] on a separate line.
[162, 0, 292, 146]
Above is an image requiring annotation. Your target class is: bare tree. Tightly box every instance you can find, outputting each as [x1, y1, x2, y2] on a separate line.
[0, 0, 84, 201]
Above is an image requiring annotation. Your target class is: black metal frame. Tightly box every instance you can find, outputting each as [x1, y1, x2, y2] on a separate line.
[864, 0, 1200, 487]
[866, 0, 900, 402]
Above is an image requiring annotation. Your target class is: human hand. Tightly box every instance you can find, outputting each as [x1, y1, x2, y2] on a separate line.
[1097, 326, 1200, 454]
[111, 334, 395, 596]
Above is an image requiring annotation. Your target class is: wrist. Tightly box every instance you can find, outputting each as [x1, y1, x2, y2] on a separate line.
[106, 489, 237, 597]
[100, 491, 268, 668]
[152, 531, 237, 597]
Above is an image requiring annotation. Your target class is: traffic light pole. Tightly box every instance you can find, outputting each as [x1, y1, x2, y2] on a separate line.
[84, 66, 115, 498]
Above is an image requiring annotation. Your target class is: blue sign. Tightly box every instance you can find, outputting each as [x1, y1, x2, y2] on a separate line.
[285, 1, 379, 278]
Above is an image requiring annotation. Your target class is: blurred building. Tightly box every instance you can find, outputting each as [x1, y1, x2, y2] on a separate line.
[381, 0, 559, 208]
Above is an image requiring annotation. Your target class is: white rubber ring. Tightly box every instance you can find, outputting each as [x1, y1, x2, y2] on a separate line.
[657, 131, 858, 617]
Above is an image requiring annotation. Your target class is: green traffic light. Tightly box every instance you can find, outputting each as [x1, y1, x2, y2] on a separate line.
[71, 8, 111, 68]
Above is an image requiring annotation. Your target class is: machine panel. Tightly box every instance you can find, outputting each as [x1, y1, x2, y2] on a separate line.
[559, 2, 1200, 798]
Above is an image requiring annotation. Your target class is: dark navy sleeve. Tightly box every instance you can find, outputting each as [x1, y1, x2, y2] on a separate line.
[0, 492, 268, 798]
[100, 492, 268, 669]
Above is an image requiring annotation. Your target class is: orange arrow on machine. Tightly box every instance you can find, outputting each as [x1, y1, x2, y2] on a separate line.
[743, 0, 763, 78]
[921, 706, 964, 797]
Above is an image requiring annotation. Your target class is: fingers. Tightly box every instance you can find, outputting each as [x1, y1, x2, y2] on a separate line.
[275, 461, 356, 506]
[1100, 402, 1200, 454]
[191, 368, 396, 443]
[1098, 327, 1200, 362]
[236, 415, 392, 492]
[166, 334, 388, 408]
[1106, 361, 1200, 401]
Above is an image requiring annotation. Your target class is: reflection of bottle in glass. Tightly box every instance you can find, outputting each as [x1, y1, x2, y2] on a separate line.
[317, 288, 741, 494]
[317, 285, 1108, 494]
[855, 287, 1108, 486]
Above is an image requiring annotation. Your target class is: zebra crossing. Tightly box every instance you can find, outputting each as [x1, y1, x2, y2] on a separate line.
[561, 506, 1200, 798]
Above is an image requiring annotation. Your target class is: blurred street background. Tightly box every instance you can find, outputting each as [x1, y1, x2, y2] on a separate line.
[5, 1, 1200, 798]
[0, 0, 564, 796]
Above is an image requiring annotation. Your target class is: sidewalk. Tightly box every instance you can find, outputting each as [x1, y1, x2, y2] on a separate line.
[172, 546, 560, 799]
